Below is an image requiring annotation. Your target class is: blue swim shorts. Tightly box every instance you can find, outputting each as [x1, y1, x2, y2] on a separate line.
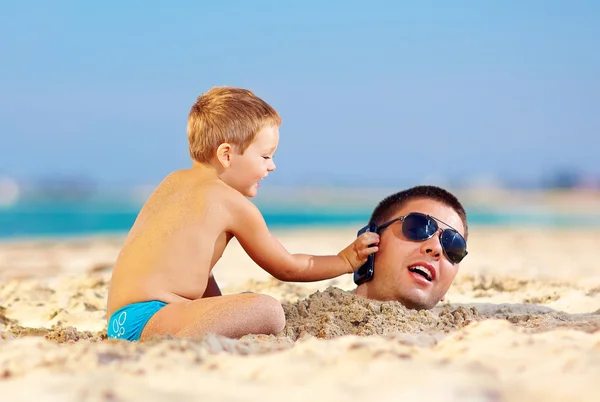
[107, 300, 167, 341]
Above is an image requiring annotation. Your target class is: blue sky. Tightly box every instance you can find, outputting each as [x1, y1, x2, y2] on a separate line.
[1, 0, 599, 189]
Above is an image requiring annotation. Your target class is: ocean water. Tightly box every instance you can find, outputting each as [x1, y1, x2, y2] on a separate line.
[1, 200, 600, 240]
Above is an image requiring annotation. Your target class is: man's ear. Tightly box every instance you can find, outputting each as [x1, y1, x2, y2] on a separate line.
[216, 143, 233, 168]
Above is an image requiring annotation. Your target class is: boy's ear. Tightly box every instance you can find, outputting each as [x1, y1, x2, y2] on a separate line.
[216, 143, 233, 168]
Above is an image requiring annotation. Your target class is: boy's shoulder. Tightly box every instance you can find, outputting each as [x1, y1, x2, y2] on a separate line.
[155, 170, 260, 219]
[197, 178, 258, 215]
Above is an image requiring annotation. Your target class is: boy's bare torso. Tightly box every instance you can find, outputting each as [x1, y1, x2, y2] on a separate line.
[106, 169, 235, 318]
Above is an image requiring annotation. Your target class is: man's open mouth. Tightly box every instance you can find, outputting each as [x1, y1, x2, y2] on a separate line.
[408, 265, 433, 281]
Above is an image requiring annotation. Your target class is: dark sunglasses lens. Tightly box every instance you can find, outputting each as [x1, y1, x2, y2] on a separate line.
[402, 213, 437, 240]
[440, 230, 467, 263]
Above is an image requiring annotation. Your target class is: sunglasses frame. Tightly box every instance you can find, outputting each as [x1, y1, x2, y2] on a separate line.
[378, 212, 468, 264]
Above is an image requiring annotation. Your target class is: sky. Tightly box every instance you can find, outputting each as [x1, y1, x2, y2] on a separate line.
[1, 0, 599, 190]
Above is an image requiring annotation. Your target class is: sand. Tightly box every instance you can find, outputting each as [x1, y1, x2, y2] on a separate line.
[1, 225, 600, 401]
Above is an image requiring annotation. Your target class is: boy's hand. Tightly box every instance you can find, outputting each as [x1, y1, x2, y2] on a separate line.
[338, 231, 380, 273]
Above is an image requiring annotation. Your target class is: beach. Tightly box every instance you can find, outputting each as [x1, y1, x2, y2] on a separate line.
[1, 224, 600, 401]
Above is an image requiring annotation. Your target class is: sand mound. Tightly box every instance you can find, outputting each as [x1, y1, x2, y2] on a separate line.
[283, 287, 479, 340]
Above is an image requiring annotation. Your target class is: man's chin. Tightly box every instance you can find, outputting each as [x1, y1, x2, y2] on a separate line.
[394, 288, 439, 310]
[397, 296, 437, 310]
[355, 284, 437, 310]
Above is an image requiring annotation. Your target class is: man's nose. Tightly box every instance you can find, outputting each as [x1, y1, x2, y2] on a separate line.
[420, 231, 443, 258]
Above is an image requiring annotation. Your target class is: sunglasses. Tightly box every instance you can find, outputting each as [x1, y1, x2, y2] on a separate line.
[377, 212, 468, 264]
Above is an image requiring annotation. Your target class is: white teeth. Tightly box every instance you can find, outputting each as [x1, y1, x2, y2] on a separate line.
[410, 265, 432, 281]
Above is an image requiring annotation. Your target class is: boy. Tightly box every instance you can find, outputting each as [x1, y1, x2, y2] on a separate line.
[106, 87, 379, 341]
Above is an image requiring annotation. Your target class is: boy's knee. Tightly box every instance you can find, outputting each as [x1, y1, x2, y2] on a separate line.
[249, 294, 286, 335]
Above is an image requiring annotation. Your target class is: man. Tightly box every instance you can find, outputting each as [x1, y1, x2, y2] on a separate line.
[353, 185, 469, 310]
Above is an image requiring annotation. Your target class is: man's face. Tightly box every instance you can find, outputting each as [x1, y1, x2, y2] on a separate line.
[355, 198, 467, 309]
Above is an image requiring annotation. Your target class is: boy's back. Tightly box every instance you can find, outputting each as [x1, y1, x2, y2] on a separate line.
[107, 169, 236, 318]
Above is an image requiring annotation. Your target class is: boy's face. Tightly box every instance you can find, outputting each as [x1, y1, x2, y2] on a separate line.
[222, 124, 279, 197]
[356, 198, 466, 309]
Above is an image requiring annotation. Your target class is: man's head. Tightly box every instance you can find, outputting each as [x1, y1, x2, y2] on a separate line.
[355, 185, 468, 309]
[187, 86, 281, 197]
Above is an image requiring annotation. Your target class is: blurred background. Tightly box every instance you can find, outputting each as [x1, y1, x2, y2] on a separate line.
[1, 0, 599, 238]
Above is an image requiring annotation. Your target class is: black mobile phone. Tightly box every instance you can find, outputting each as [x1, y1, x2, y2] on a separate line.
[353, 222, 378, 285]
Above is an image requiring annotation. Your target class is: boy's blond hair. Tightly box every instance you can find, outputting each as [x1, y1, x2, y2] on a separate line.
[187, 86, 282, 163]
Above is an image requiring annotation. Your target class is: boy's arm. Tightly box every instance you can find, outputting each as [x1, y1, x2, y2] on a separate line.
[228, 197, 379, 282]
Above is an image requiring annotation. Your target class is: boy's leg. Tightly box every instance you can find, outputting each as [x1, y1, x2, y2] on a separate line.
[140, 293, 285, 340]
